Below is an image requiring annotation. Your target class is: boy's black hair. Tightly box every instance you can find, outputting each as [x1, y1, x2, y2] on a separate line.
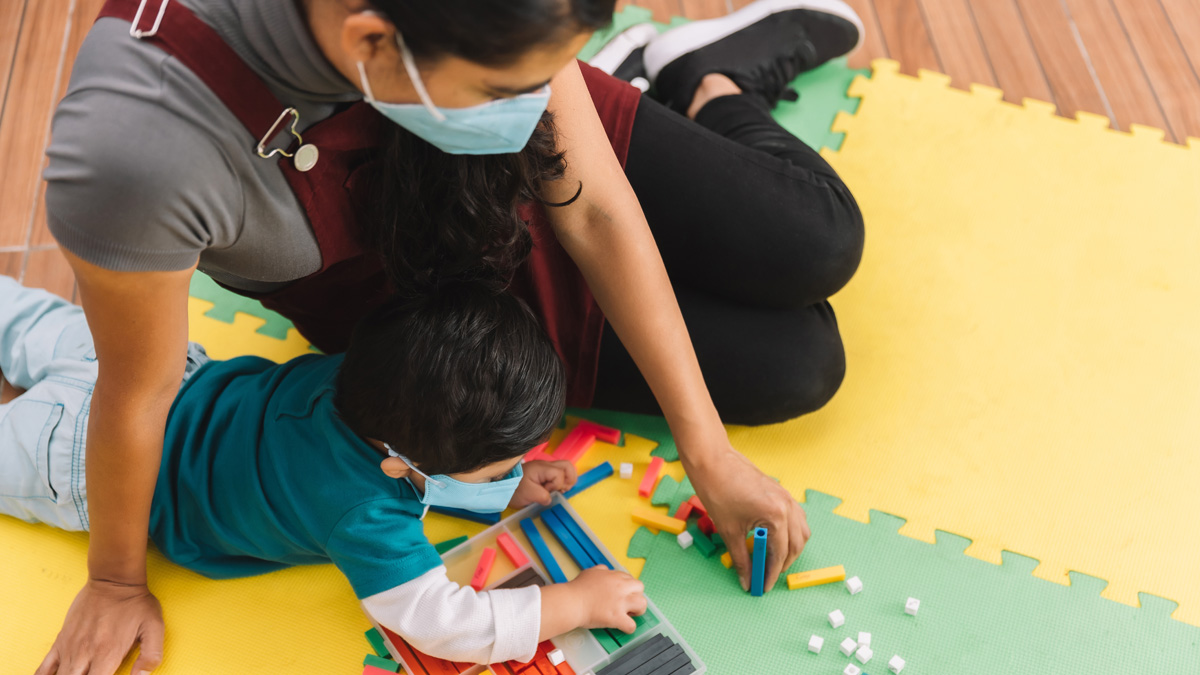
[335, 283, 566, 475]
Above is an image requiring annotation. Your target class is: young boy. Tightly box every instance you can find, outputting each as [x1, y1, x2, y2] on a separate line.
[0, 276, 646, 666]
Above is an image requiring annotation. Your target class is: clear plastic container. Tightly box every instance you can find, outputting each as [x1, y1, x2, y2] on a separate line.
[368, 493, 705, 675]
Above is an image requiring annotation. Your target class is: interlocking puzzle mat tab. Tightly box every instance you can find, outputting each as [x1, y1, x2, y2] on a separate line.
[739, 58, 1200, 624]
[632, 490, 1200, 673]
[187, 272, 312, 363]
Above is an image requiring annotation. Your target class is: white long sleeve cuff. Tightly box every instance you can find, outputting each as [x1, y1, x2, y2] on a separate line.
[361, 565, 541, 665]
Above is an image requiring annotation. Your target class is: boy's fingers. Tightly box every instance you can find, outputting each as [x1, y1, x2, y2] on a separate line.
[614, 614, 638, 634]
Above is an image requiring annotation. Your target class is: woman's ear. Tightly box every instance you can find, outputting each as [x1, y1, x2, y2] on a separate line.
[340, 8, 394, 65]
[380, 456, 411, 479]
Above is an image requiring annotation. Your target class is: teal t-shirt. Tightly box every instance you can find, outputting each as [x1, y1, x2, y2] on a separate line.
[150, 354, 442, 599]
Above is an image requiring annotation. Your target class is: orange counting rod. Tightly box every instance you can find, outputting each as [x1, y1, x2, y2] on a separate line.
[470, 547, 498, 591]
[674, 500, 694, 520]
[787, 564, 846, 590]
[496, 532, 529, 568]
[688, 495, 707, 516]
[631, 506, 687, 535]
[638, 457, 665, 497]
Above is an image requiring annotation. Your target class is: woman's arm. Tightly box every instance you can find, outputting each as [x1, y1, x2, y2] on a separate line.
[35, 250, 193, 675]
[540, 61, 810, 593]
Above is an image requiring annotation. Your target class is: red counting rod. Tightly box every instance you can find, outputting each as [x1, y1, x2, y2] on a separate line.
[638, 457, 665, 497]
[524, 442, 550, 462]
[574, 420, 621, 445]
[552, 428, 596, 464]
[496, 532, 530, 568]
[470, 547, 498, 591]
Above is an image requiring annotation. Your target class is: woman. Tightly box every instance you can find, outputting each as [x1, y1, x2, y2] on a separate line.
[34, 0, 863, 672]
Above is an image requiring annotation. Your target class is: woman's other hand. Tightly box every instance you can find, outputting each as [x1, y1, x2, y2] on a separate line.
[35, 579, 164, 675]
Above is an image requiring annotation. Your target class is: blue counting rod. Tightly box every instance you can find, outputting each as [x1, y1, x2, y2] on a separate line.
[751, 527, 768, 596]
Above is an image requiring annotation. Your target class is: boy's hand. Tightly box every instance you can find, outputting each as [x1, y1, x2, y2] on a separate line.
[570, 568, 647, 633]
[509, 460, 577, 508]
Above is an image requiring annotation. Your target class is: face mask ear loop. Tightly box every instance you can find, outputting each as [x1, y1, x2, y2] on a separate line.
[356, 61, 378, 104]
[394, 31, 447, 122]
[385, 443, 446, 488]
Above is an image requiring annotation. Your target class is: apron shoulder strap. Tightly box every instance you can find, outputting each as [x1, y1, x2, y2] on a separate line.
[97, 0, 283, 136]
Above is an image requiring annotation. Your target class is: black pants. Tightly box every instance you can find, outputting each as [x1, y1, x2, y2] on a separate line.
[591, 94, 864, 426]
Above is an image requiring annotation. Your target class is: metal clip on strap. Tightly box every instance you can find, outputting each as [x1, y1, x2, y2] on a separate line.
[130, 0, 170, 39]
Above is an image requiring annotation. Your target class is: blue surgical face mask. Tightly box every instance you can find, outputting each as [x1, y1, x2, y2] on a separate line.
[385, 444, 523, 513]
[357, 31, 551, 155]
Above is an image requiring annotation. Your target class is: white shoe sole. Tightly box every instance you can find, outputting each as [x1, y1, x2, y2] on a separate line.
[643, 0, 865, 82]
[588, 22, 661, 75]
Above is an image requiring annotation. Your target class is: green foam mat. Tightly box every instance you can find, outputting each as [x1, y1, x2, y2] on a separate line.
[189, 272, 296, 341]
[634, 490, 1200, 672]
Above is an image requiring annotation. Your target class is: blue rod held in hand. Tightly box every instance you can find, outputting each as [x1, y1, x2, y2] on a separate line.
[751, 527, 768, 596]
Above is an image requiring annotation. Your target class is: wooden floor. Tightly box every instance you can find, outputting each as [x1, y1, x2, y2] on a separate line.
[0, 0, 1197, 302]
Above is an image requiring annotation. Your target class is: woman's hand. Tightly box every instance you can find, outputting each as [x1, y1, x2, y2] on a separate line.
[35, 579, 164, 675]
[509, 459, 578, 508]
[683, 438, 811, 593]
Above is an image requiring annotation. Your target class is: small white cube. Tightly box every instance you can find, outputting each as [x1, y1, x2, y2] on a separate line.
[889, 655, 906, 673]
[839, 637, 858, 656]
[828, 609, 845, 628]
[808, 635, 824, 654]
[845, 576, 863, 595]
[619, 463, 634, 479]
[905, 597, 920, 616]
[547, 649, 566, 666]
[857, 631, 871, 647]
[855, 646, 873, 664]
[844, 665, 862, 675]
[676, 531, 694, 549]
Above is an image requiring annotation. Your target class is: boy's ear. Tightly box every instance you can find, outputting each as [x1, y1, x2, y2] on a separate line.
[380, 456, 412, 479]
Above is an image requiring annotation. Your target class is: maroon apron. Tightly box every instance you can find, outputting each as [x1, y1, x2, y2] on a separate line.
[97, 0, 641, 407]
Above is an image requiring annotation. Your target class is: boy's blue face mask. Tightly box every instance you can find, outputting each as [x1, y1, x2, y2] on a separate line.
[385, 444, 523, 513]
[356, 31, 551, 155]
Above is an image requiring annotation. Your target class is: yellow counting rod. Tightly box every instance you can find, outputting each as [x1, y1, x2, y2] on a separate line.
[631, 507, 687, 535]
[720, 537, 757, 568]
[787, 565, 846, 590]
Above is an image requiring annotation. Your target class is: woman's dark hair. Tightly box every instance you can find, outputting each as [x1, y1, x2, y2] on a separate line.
[365, 0, 616, 294]
[334, 282, 567, 476]
[371, 1, 617, 66]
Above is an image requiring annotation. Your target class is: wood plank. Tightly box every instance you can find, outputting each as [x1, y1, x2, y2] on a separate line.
[1159, 0, 1200, 120]
[1061, 0, 1166, 136]
[0, 0, 72, 249]
[0, 251, 23, 278]
[919, 0, 996, 88]
[636, 0, 683, 23]
[31, 0, 105, 247]
[966, 0, 1053, 104]
[873, 0, 942, 76]
[1012, 0, 1109, 122]
[23, 247, 76, 300]
[680, 0, 729, 19]
[842, 0, 890, 69]
[0, 1, 26, 119]
[1110, 0, 1200, 142]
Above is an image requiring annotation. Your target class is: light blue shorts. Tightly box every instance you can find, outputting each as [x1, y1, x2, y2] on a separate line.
[0, 277, 207, 532]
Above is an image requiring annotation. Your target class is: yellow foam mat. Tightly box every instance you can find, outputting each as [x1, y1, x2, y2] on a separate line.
[5, 57, 1200, 672]
[740, 60, 1200, 623]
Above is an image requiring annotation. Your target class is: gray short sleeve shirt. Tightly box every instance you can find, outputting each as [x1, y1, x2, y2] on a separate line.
[43, 0, 362, 292]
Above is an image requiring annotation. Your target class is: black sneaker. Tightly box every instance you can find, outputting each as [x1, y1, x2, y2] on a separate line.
[644, 0, 863, 113]
[588, 22, 660, 89]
